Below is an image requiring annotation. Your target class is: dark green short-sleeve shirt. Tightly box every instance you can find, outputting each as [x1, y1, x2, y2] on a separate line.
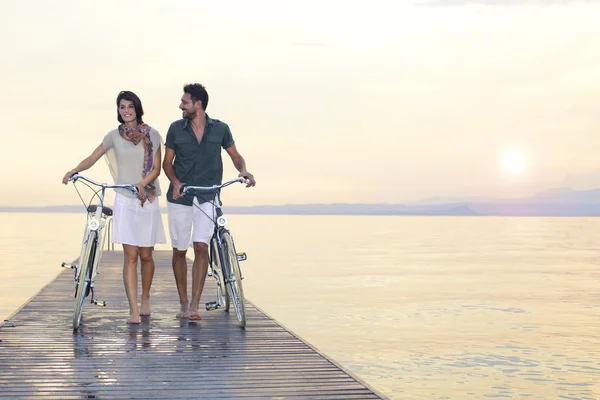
[165, 115, 235, 205]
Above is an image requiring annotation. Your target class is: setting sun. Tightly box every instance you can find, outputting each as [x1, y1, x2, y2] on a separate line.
[500, 149, 527, 175]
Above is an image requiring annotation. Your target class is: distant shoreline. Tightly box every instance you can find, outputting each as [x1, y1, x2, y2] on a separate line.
[1, 204, 600, 217]
[5, 186, 600, 216]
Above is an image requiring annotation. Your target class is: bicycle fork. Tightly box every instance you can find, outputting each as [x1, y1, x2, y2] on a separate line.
[205, 251, 248, 311]
[61, 262, 107, 307]
[61, 232, 107, 308]
[207, 252, 247, 276]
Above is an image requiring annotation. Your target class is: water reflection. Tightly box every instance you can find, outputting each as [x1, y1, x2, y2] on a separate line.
[70, 331, 102, 399]
[127, 317, 152, 350]
[401, 349, 599, 399]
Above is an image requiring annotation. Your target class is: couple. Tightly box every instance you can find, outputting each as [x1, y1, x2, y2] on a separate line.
[62, 83, 256, 324]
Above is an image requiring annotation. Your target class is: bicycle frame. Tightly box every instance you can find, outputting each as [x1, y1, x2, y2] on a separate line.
[180, 176, 247, 266]
[77, 190, 110, 300]
[180, 177, 246, 248]
[210, 192, 235, 292]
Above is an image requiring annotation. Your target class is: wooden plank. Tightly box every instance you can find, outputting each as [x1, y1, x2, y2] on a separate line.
[0, 251, 386, 399]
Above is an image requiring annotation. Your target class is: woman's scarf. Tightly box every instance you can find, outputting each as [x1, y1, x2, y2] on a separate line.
[118, 123, 156, 206]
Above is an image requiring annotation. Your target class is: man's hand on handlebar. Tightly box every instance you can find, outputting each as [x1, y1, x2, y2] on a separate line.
[239, 171, 256, 188]
[173, 181, 185, 200]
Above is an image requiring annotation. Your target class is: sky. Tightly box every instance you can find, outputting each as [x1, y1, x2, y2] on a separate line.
[2, 0, 600, 206]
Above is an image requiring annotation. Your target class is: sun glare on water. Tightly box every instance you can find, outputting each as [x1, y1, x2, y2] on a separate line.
[500, 149, 527, 175]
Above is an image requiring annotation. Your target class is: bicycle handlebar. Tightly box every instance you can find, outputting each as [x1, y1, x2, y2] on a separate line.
[69, 172, 139, 195]
[180, 176, 249, 197]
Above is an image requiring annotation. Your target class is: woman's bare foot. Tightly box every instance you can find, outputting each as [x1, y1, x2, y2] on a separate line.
[176, 304, 189, 318]
[127, 312, 141, 324]
[140, 300, 151, 316]
[188, 312, 201, 320]
[188, 304, 201, 320]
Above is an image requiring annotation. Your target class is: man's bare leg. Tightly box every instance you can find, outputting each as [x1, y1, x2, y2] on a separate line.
[139, 247, 155, 316]
[172, 249, 189, 318]
[188, 242, 209, 320]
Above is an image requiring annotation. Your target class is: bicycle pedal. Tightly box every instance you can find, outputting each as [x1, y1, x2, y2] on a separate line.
[236, 252, 247, 262]
[61, 262, 75, 269]
[205, 301, 220, 311]
[93, 300, 107, 307]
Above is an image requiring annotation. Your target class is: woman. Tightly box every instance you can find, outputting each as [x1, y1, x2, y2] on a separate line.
[62, 91, 166, 324]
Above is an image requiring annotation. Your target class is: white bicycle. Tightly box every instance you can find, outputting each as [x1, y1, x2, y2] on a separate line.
[61, 173, 137, 332]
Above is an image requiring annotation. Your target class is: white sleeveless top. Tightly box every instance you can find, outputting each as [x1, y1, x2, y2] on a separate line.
[102, 127, 163, 199]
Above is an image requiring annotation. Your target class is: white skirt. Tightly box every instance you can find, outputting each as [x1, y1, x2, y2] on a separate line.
[112, 193, 166, 247]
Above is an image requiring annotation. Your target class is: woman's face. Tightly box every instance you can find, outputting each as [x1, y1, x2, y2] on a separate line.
[118, 99, 137, 124]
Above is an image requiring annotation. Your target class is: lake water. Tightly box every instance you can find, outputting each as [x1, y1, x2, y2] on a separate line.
[1, 213, 599, 399]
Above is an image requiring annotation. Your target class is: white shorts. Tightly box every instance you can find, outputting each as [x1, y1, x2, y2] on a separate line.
[167, 197, 217, 251]
[112, 193, 167, 247]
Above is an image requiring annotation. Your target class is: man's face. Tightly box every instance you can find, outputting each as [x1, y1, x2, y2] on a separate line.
[179, 93, 197, 120]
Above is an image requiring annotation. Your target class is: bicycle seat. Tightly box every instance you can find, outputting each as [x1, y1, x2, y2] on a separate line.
[87, 205, 113, 216]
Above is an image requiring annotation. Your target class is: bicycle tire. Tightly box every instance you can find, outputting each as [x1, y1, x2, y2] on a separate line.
[211, 237, 230, 311]
[73, 230, 97, 332]
[222, 230, 246, 328]
[85, 237, 97, 297]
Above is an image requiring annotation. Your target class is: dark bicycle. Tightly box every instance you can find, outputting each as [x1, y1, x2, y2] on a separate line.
[180, 176, 249, 328]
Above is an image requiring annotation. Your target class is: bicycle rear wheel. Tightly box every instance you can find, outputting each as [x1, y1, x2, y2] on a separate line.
[211, 237, 230, 311]
[73, 231, 97, 332]
[222, 230, 246, 328]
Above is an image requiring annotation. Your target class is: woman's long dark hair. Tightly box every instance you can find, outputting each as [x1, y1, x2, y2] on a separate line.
[116, 91, 144, 124]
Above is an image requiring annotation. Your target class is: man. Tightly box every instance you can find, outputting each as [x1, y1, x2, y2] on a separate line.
[163, 83, 256, 320]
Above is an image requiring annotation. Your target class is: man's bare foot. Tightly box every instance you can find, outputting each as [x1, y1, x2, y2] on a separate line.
[176, 304, 189, 318]
[140, 301, 151, 316]
[127, 313, 141, 324]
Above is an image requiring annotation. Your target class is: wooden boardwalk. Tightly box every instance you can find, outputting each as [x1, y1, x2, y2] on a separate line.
[0, 251, 385, 399]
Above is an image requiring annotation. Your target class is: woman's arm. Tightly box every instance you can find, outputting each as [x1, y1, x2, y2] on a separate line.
[62, 144, 105, 184]
[139, 146, 162, 187]
[135, 146, 162, 198]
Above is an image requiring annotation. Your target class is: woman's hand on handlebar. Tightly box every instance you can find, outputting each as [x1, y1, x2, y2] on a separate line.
[62, 170, 78, 185]
[134, 183, 146, 200]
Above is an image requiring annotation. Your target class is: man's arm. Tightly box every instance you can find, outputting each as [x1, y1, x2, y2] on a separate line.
[225, 144, 256, 187]
[162, 147, 184, 199]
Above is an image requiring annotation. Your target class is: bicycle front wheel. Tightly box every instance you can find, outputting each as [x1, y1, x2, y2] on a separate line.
[222, 230, 246, 328]
[211, 237, 230, 311]
[73, 230, 97, 332]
